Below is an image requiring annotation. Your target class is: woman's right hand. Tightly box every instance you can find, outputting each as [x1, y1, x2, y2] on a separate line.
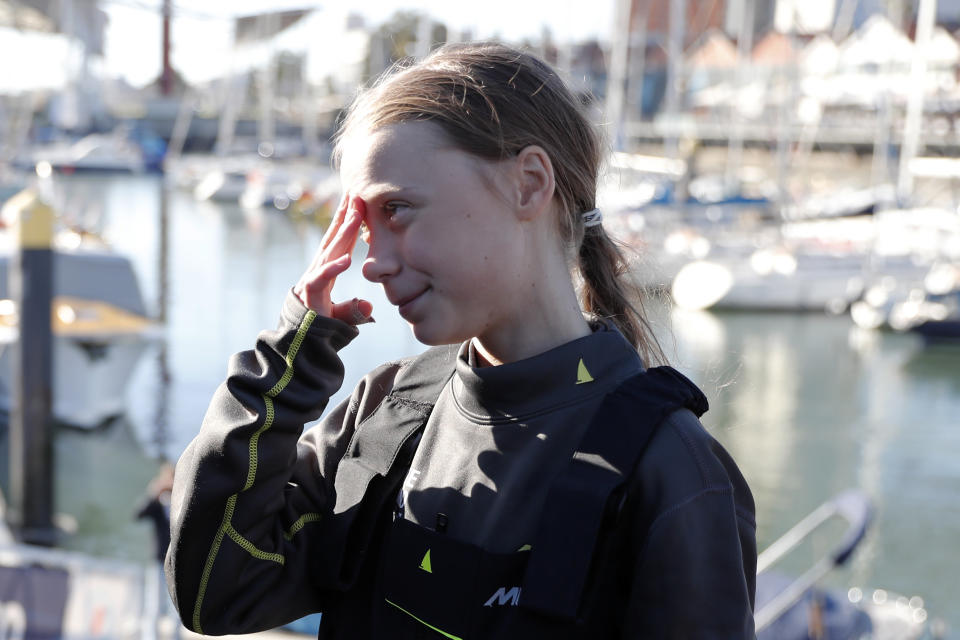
[293, 194, 374, 325]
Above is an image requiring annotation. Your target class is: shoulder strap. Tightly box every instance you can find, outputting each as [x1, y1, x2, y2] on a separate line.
[329, 345, 459, 588]
[519, 366, 708, 619]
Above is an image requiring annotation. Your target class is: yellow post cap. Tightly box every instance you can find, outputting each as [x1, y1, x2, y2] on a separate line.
[2, 189, 54, 249]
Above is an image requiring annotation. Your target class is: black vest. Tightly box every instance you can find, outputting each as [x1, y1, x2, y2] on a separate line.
[316, 345, 708, 639]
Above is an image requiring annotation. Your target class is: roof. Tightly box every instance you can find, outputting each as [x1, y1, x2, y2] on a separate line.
[686, 28, 738, 69]
[0, 0, 54, 31]
[752, 31, 799, 65]
[839, 14, 913, 67]
[234, 9, 312, 44]
[926, 26, 960, 65]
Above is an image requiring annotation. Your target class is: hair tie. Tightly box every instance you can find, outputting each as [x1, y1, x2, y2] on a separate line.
[582, 208, 603, 228]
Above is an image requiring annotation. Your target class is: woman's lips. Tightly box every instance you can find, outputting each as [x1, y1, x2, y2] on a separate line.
[397, 287, 429, 317]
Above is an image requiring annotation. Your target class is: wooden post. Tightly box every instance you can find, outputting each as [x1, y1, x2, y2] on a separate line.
[5, 189, 56, 546]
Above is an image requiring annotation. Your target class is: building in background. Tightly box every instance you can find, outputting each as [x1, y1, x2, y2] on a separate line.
[14, 0, 107, 55]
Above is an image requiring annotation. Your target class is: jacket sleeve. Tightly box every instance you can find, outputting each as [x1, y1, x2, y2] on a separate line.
[165, 292, 389, 635]
[621, 411, 757, 639]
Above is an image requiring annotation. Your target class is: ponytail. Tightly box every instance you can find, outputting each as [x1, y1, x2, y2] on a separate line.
[577, 226, 666, 367]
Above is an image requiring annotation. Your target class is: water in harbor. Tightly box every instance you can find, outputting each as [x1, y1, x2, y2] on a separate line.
[4, 172, 959, 634]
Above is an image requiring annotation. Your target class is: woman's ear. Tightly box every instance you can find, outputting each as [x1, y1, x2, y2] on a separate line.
[514, 145, 555, 221]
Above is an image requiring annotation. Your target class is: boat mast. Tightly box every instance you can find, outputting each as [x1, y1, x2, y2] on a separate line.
[664, 0, 686, 159]
[258, 12, 277, 155]
[300, 47, 319, 157]
[161, 0, 173, 95]
[215, 24, 241, 157]
[604, 0, 633, 151]
[897, 0, 937, 202]
[775, 9, 799, 206]
[627, 0, 651, 125]
[726, 0, 756, 191]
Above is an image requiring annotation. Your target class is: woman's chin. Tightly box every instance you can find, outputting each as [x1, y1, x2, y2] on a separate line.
[409, 319, 468, 347]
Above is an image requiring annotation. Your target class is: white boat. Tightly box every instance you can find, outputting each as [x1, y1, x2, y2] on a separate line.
[0, 247, 160, 429]
[193, 168, 250, 203]
[674, 251, 866, 312]
[19, 131, 148, 174]
[191, 153, 269, 204]
[671, 248, 933, 312]
[668, 208, 958, 312]
[850, 263, 960, 333]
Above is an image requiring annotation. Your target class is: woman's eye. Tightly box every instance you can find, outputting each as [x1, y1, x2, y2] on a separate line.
[384, 202, 411, 219]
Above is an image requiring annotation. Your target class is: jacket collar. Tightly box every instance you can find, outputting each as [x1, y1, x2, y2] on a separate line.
[450, 321, 643, 423]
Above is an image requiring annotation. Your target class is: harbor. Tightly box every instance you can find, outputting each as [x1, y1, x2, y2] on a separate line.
[0, 171, 953, 637]
[2, 0, 960, 637]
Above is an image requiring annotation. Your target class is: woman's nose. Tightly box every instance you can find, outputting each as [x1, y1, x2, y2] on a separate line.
[361, 236, 401, 283]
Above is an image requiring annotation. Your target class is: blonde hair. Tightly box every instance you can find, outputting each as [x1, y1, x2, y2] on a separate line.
[333, 42, 664, 365]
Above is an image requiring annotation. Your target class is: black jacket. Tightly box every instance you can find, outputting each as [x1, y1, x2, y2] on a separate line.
[166, 294, 756, 638]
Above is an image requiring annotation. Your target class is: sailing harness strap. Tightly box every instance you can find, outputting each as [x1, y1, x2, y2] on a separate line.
[521, 365, 708, 618]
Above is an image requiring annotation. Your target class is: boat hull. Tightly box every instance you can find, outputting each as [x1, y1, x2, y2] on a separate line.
[0, 330, 155, 429]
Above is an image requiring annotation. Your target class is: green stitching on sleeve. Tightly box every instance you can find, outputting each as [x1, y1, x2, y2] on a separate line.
[191, 310, 320, 632]
[284, 512, 322, 540]
[226, 524, 285, 564]
[245, 310, 316, 491]
[244, 396, 275, 491]
[193, 494, 238, 634]
[266, 310, 317, 397]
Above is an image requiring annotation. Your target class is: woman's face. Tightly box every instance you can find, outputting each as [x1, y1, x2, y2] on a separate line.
[340, 121, 531, 347]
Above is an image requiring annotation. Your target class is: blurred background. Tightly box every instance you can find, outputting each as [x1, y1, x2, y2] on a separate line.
[0, 0, 959, 638]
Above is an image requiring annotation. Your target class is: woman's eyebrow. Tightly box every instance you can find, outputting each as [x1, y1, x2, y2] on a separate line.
[362, 185, 421, 201]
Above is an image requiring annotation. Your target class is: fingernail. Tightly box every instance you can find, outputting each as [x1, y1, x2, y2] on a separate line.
[349, 298, 366, 324]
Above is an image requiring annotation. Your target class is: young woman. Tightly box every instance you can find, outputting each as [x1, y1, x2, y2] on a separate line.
[166, 42, 756, 639]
